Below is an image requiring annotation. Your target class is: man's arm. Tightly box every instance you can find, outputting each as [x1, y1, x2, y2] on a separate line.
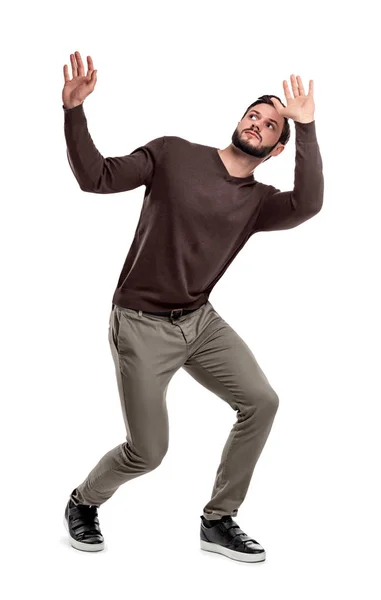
[63, 103, 165, 193]
[252, 120, 324, 232]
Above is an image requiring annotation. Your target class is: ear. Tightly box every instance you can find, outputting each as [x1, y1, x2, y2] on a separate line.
[271, 145, 285, 158]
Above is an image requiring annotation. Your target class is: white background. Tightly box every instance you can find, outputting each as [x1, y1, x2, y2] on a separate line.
[1, 0, 380, 598]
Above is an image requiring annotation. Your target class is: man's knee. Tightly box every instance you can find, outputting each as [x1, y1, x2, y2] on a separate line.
[267, 388, 279, 414]
[143, 445, 169, 471]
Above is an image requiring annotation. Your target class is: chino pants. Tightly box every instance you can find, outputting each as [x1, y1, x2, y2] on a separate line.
[71, 300, 279, 520]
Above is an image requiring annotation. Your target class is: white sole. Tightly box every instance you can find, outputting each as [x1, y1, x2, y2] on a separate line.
[63, 514, 105, 552]
[200, 539, 266, 563]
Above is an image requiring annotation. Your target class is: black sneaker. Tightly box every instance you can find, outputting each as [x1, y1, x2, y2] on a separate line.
[64, 496, 105, 552]
[200, 515, 266, 563]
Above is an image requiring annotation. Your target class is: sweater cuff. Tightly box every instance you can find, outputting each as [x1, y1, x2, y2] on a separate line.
[294, 120, 317, 143]
[62, 103, 86, 122]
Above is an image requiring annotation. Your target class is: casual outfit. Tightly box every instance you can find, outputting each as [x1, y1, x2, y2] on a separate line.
[62, 102, 324, 558]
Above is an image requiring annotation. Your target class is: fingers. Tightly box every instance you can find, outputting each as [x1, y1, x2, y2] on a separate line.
[283, 75, 313, 100]
[283, 80, 292, 101]
[290, 74, 299, 97]
[65, 51, 94, 80]
[63, 51, 96, 85]
[70, 53, 78, 78]
[295, 75, 314, 96]
[296, 76, 305, 95]
[63, 63, 70, 83]
[89, 69, 97, 88]
[75, 51, 85, 77]
[87, 55, 94, 76]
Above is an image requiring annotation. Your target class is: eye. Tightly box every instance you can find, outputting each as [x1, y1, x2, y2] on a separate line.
[250, 114, 275, 130]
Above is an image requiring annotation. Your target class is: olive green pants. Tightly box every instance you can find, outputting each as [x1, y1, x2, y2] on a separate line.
[71, 300, 279, 520]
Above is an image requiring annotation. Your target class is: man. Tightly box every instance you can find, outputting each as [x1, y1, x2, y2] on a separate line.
[62, 50, 324, 562]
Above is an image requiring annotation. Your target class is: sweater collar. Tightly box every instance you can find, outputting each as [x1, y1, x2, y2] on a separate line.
[212, 147, 256, 183]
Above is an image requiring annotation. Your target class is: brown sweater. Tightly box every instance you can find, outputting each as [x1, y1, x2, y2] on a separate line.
[63, 103, 324, 311]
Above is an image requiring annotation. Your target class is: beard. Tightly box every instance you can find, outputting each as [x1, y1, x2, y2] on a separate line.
[231, 127, 279, 160]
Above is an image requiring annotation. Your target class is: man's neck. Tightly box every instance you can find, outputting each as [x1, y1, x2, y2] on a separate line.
[217, 147, 260, 178]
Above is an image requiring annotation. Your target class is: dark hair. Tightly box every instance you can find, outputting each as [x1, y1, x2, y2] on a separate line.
[241, 94, 291, 162]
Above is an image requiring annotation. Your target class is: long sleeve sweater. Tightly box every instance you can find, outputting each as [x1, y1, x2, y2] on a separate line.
[63, 103, 324, 311]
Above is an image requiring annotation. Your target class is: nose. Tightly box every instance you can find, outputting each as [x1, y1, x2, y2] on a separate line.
[249, 126, 261, 139]
[253, 121, 262, 133]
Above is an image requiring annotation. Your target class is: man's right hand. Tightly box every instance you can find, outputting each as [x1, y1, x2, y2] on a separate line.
[62, 51, 97, 109]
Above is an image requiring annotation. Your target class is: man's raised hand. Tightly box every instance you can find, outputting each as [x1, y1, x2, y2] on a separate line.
[62, 51, 97, 110]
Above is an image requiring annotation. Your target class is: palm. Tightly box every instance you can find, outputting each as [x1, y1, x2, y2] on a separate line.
[63, 75, 93, 106]
[271, 75, 315, 122]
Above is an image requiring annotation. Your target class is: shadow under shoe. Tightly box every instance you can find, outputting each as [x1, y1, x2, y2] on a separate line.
[64, 497, 104, 552]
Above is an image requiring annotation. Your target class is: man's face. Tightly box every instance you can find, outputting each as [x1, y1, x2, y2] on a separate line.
[232, 103, 285, 160]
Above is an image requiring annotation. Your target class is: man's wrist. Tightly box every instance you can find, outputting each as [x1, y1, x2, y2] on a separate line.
[294, 117, 315, 124]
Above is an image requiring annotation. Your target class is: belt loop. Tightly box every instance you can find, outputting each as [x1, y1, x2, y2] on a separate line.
[170, 308, 183, 323]
[138, 310, 143, 317]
